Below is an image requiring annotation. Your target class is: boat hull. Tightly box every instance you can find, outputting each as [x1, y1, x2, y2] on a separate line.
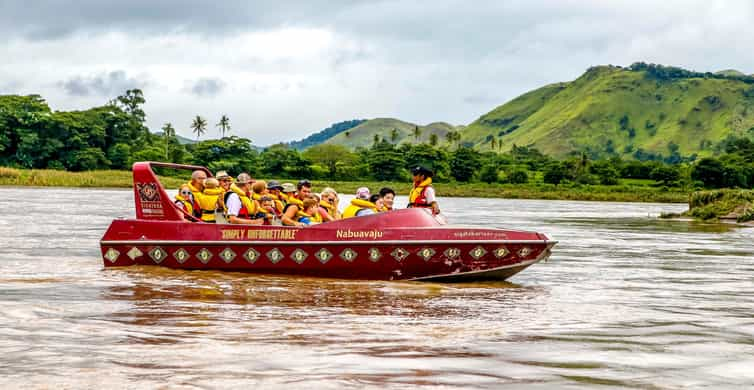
[100, 217, 555, 282]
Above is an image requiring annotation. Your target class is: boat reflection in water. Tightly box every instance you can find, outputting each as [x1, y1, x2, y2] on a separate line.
[100, 162, 556, 281]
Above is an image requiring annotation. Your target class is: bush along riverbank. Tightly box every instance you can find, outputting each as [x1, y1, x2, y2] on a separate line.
[0, 167, 690, 203]
[680, 190, 754, 223]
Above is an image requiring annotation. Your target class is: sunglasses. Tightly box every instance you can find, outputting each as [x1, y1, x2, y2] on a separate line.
[180, 191, 191, 195]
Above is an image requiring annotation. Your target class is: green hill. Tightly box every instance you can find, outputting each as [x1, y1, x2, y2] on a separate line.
[323, 118, 459, 148]
[463, 64, 754, 158]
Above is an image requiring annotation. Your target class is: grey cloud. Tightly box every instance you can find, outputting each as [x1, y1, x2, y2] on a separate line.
[59, 70, 147, 97]
[189, 78, 226, 97]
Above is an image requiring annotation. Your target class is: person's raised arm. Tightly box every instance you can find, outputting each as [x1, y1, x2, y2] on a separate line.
[282, 205, 304, 227]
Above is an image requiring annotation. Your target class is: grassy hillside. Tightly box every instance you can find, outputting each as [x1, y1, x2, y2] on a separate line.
[464, 65, 754, 158]
[323, 118, 458, 149]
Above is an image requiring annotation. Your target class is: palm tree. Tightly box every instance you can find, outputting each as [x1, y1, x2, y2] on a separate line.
[191, 115, 207, 140]
[216, 114, 231, 138]
[490, 138, 497, 151]
[390, 128, 399, 143]
[429, 133, 438, 147]
[162, 122, 175, 160]
[373, 133, 380, 145]
[445, 130, 456, 144]
[412, 125, 422, 143]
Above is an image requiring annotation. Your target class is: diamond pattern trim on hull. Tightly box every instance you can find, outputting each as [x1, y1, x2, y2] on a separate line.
[127, 247, 143, 260]
[197, 248, 213, 264]
[149, 247, 168, 264]
[173, 248, 190, 264]
[104, 248, 120, 263]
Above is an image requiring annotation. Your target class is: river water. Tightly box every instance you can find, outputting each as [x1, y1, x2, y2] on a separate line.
[1, 187, 752, 389]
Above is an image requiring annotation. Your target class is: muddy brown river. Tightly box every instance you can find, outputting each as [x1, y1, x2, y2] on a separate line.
[1, 187, 752, 389]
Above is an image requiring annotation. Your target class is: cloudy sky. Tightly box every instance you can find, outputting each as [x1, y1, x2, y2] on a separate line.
[2, 0, 753, 145]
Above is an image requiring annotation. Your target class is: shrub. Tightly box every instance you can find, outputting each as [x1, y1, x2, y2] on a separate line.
[507, 170, 529, 184]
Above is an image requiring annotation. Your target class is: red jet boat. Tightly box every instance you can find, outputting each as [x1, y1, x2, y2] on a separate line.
[100, 162, 557, 281]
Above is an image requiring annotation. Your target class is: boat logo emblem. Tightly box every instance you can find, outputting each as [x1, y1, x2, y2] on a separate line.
[149, 247, 167, 264]
[136, 182, 161, 202]
[340, 248, 357, 262]
[267, 248, 284, 264]
[391, 248, 409, 262]
[220, 248, 236, 263]
[368, 248, 382, 262]
[173, 248, 190, 264]
[469, 246, 487, 260]
[517, 247, 532, 258]
[244, 248, 261, 264]
[417, 248, 435, 262]
[197, 248, 213, 264]
[104, 248, 120, 263]
[127, 247, 143, 260]
[315, 248, 333, 264]
[443, 248, 461, 259]
[291, 249, 308, 264]
[494, 247, 509, 259]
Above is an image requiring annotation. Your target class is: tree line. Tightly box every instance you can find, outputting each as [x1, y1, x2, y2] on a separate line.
[1, 91, 752, 189]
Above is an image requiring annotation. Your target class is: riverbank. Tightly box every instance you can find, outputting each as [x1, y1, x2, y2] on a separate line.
[682, 189, 754, 223]
[0, 167, 688, 202]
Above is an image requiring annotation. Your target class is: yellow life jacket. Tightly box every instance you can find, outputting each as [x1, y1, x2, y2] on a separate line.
[226, 184, 257, 217]
[296, 210, 322, 224]
[174, 194, 194, 216]
[342, 199, 378, 219]
[319, 200, 337, 218]
[286, 196, 304, 208]
[408, 177, 433, 207]
[195, 187, 224, 222]
[268, 193, 285, 215]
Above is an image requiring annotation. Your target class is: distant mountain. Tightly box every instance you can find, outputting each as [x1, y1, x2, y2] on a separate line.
[153, 131, 197, 145]
[462, 63, 754, 158]
[323, 118, 459, 148]
[287, 119, 366, 150]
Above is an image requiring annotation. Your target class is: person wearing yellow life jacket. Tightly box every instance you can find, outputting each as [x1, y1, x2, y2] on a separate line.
[318, 187, 340, 222]
[250, 180, 275, 222]
[215, 170, 233, 216]
[186, 170, 207, 219]
[342, 187, 379, 218]
[224, 173, 264, 225]
[266, 180, 286, 216]
[379, 187, 396, 211]
[174, 184, 195, 218]
[281, 180, 313, 227]
[296, 198, 323, 225]
[195, 178, 224, 223]
[408, 165, 440, 214]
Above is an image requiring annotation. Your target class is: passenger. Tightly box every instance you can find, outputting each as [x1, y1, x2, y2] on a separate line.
[296, 198, 322, 226]
[279, 182, 296, 206]
[257, 195, 278, 225]
[369, 194, 385, 211]
[187, 170, 207, 218]
[251, 180, 267, 202]
[215, 171, 233, 221]
[318, 187, 341, 221]
[342, 187, 379, 218]
[266, 180, 286, 215]
[224, 173, 264, 225]
[408, 165, 440, 214]
[174, 184, 194, 217]
[379, 187, 396, 211]
[195, 178, 224, 223]
[281, 180, 313, 226]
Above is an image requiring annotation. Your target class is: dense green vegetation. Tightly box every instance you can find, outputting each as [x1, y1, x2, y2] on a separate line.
[463, 63, 754, 159]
